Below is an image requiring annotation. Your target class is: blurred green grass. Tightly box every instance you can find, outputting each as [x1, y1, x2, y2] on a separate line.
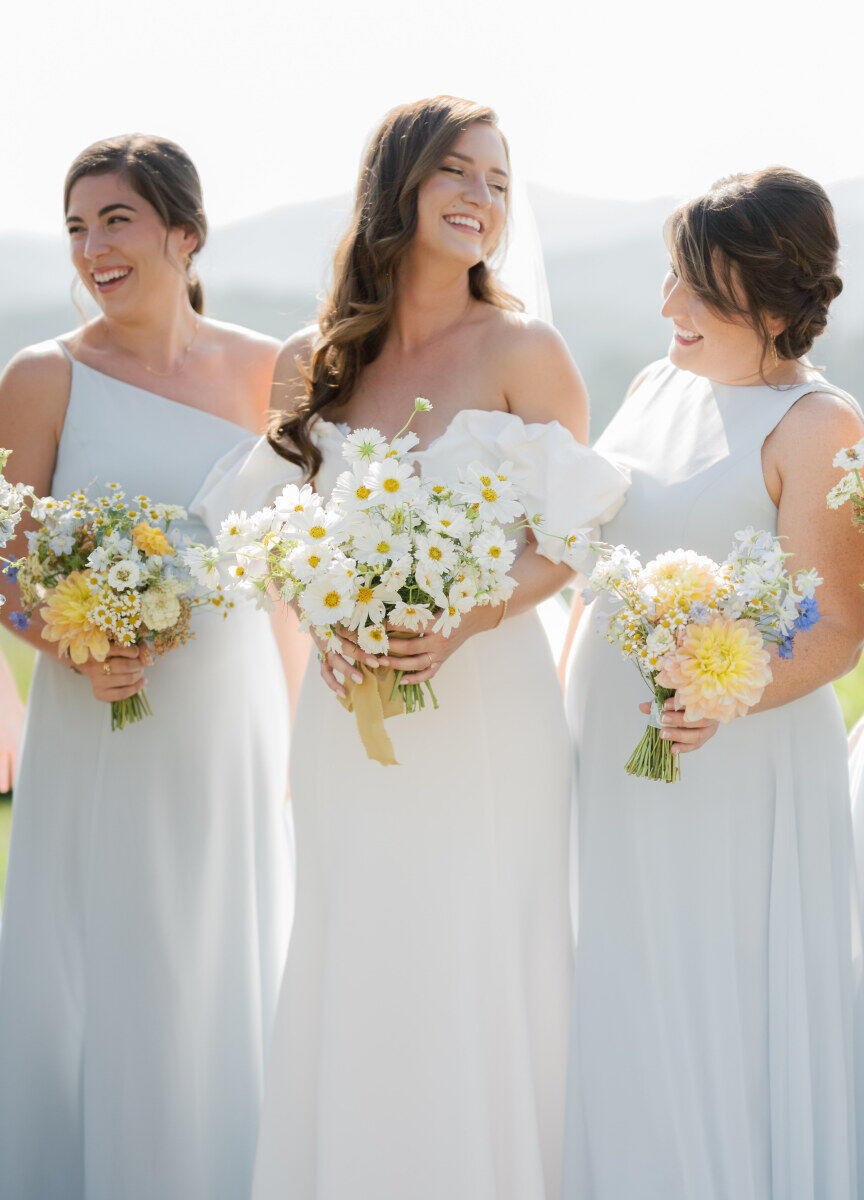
[1, 638, 864, 903]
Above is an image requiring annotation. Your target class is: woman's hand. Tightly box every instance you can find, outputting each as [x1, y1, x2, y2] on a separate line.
[638, 696, 719, 755]
[75, 644, 150, 704]
[376, 604, 501, 686]
[311, 626, 365, 700]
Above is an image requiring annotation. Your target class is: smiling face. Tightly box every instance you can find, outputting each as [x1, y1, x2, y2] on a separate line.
[413, 121, 509, 270]
[65, 171, 197, 318]
[661, 263, 786, 385]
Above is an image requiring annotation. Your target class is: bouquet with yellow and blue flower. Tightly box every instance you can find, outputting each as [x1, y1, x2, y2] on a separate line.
[569, 528, 821, 782]
[3, 478, 233, 730]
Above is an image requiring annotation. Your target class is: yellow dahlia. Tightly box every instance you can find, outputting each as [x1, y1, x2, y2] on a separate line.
[132, 522, 174, 557]
[40, 571, 110, 664]
[640, 549, 725, 621]
[655, 616, 772, 723]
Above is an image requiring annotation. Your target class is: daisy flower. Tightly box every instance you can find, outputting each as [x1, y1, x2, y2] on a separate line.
[366, 459, 421, 507]
[833, 441, 864, 470]
[471, 528, 516, 573]
[342, 428, 388, 464]
[388, 599, 434, 632]
[414, 531, 458, 575]
[458, 462, 523, 524]
[331, 468, 377, 514]
[357, 624, 389, 655]
[300, 568, 357, 629]
[107, 559, 142, 590]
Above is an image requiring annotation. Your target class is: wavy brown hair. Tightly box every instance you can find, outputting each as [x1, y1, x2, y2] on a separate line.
[666, 166, 842, 369]
[269, 95, 522, 479]
[64, 134, 207, 314]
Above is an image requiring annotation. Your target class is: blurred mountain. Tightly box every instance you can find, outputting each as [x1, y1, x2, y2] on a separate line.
[2, 180, 862, 437]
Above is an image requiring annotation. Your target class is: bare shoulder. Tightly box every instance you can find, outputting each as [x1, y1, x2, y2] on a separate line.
[771, 388, 864, 461]
[483, 310, 588, 438]
[271, 324, 319, 417]
[0, 338, 71, 427]
[205, 317, 280, 375]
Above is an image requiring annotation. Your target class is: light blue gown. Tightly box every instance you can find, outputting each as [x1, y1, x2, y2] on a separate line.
[564, 359, 864, 1200]
[0, 348, 292, 1200]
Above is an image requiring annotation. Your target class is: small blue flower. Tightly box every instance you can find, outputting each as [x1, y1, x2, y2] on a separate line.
[777, 633, 796, 659]
[4, 565, 18, 582]
[793, 595, 820, 632]
[9, 610, 29, 631]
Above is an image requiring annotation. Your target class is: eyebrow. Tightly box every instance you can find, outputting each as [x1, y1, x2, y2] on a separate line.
[446, 151, 509, 179]
[65, 203, 138, 222]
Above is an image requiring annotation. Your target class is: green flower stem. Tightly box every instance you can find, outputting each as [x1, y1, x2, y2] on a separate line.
[110, 688, 153, 732]
[624, 684, 681, 783]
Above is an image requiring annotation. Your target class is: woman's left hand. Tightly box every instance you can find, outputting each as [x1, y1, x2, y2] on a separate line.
[374, 604, 501, 685]
[639, 696, 719, 755]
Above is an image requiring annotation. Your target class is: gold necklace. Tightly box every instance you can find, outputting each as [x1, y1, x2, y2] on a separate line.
[115, 318, 201, 379]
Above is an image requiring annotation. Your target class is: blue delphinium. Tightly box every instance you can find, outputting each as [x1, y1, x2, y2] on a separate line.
[9, 611, 29, 631]
[4, 565, 17, 582]
[793, 595, 820, 632]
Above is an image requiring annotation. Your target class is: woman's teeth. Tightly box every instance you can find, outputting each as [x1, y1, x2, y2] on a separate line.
[674, 326, 702, 344]
[444, 215, 482, 234]
[93, 268, 131, 285]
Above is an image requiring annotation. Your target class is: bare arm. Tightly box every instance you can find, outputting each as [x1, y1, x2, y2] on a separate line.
[749, 391, 864, 712]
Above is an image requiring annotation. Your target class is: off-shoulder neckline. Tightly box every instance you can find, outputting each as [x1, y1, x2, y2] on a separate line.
[312, 406, 575, 458]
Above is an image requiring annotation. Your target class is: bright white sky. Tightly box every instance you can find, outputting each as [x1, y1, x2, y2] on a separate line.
[3, 0, 861, 235]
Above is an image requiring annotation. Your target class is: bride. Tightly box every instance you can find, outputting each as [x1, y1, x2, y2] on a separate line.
[196, 95, 628, 1200]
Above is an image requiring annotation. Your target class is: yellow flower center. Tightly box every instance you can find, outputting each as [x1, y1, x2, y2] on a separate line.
[488, 546, 501, 558]
[355, 485, 371, 500]
[324, 590, 341, 608]
[479, 474, 492, 485]
[309, 525, 327, 539]
[481, 487, 498, 503]
[383, 478, 400, 493]
[448, 606, 456, 616]
[308, 554, 320, 568]
[358, 586, 375, 603]
[376, 541, 390, 554]
[368, 629, 384, 642]
[429, 546, 442, 560]
[294, 504, 305, 512]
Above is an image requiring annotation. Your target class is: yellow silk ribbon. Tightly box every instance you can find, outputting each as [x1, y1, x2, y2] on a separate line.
[338, 663, 405, 766]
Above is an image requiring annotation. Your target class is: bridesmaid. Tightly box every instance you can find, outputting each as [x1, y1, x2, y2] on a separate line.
[0, 135, 295, 1200]
[561, 168, 864, 1199]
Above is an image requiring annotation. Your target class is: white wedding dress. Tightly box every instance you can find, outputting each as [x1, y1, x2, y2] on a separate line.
[194, 408, 628, 1200]
[0, 350, 293, 1200]
[563, 359, 864, 1200]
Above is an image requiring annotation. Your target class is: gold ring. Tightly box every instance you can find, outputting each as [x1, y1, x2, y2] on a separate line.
[102, 663, 111, 676]
[426, 652, 433, 670]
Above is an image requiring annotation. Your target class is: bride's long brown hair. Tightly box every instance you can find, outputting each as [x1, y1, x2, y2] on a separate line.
[269, 95, 522, 480]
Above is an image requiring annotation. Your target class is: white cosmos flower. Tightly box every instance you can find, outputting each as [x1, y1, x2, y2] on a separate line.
[107, 559, 142, 590]
[367, 459, 421, 507]
[218, 510, 259, 551]
[234, 543, 271, 581]
[414, 531, 458, 575]
[795, 567, 823, 598]
[458, 462, 523, 524]
[300, 568, 357, 628]
[342, 428, 388, 464]
[386, 431, 420, 460]
[432, 601, 464, 636]
[290, 506, 344, 545]
[287, 540, 334, 583]
[379, 553, 413, 591]
[345, 578, 394, 631]
[389, 599, 434, 632]
[183, 545, 222, 589]
[331, 468, 377, 514]
[833, 441, 864, 470]
[352, 520, 412, 569]
[483, 571, 517, 605]
[421, 504, 472, 541]
[559, 527, 593, 571]
[357, 623, 389, 655]
[274, 482, 319, 518]
[87, 545, 113, 572]
[414, 562, 447, 607]
[471, 528, 516, 573]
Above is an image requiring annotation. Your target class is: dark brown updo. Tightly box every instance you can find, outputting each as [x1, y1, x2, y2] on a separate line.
[64, 134, 207, 314]
[666, 166, 842, 363]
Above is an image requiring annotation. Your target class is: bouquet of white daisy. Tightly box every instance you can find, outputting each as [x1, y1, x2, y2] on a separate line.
[0, 449, 30, 552]
[3, 481, 234, 730]
[572, 528, 822, 782]
[194, 399, 526, 764]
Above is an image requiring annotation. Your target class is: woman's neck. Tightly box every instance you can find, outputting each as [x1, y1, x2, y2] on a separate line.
[97, 292, 199, 372]
[391, 255, 474, 352]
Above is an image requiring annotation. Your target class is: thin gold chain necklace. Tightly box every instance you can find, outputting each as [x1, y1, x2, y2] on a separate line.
[112, 318, 201, 379]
